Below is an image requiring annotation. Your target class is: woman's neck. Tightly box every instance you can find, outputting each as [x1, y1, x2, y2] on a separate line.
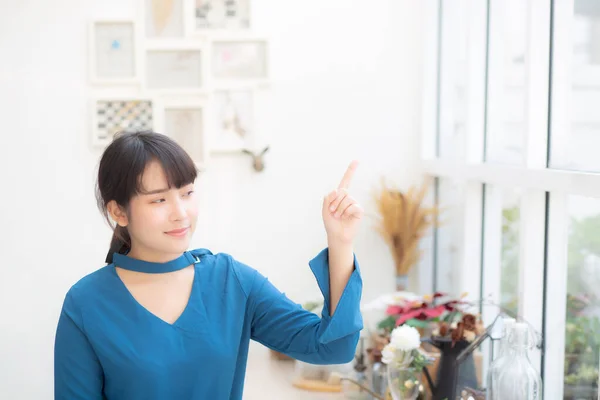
[126, 244, 184, 264]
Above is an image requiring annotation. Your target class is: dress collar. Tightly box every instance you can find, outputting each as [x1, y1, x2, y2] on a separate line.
[112, 251, 200, 273]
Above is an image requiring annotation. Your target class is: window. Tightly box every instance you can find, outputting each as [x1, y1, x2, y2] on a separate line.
[438, 0, 469, 160]
[482, 186, 522, 316]
[434, 177, 466, 295]
[420, 0, 600, 398]
[485, 0, 529, 165]
[550, 0, 600, 172]
[563, 195, 600, 398]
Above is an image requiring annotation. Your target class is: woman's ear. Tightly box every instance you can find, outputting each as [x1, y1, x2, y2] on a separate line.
[107, 200, 129, 227]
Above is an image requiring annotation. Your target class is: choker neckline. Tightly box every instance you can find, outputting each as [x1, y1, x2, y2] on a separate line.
[112, 251, 200, 274]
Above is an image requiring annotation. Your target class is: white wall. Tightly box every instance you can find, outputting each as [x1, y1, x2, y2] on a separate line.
[0, 0, 426, 398]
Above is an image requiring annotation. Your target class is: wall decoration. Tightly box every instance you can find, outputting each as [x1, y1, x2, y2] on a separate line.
[87, 2, 271, 155]
[90, 20, 138, 84]
[211, 40, 267, 81]
[144, 0, 185, 38]
[166, 107, 207, 168]
[195, 0, 250, 30]
[91, 98, 154, 147]
[145, 47, 204, 91]
[241, 146, 269, 172]
[211, 89, 253, 151]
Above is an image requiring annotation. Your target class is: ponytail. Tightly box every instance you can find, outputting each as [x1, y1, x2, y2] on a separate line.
[105, 225, 131, 264]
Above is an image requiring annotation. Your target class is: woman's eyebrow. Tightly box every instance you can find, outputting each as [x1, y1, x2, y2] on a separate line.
[140, 188, 170, 195]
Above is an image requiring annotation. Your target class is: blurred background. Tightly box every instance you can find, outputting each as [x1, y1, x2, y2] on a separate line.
[1, 0, 600, 399]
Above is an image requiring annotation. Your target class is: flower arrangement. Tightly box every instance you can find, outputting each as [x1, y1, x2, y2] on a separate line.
[373, 178, 440, 289]
[377, 292, 469, 333]
[381, 325, 432, 370]
[381, 325, 433, 399]
[431, 312, 485, 347]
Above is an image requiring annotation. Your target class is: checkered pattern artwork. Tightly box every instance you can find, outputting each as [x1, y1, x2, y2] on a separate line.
[95, 100, 153, 140]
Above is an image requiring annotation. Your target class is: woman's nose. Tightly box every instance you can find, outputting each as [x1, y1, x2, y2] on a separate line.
[171, 198, 187, 220]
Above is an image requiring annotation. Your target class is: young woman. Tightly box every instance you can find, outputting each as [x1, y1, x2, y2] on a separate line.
[54, 131, 364, 399]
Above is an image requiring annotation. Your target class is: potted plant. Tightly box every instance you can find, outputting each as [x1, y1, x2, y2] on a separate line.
[381, 325, 434, 400]
[373, 179, 440, 291]
[369, 291, 487, 400]
[422, 312, 486, 400]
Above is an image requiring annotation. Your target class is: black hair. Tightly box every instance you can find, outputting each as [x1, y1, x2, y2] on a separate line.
[95, 131, 198, 264]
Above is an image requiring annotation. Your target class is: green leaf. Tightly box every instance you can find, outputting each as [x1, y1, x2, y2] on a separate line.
[377, 315, 396, 332]
[405, 319, 430, 328]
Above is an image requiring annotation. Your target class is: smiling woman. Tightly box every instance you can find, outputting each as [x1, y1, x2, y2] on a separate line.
[96, 131, 198, 264]
[54, 130, 365, 400]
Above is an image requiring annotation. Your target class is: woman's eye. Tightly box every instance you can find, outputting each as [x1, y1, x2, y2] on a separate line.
[185, 190, 194, 196]
[152, 198, 166, 204]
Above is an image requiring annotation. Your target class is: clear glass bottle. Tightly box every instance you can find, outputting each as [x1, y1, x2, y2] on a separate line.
[495, 322, 543, 399]
[486, 317, 516, 400]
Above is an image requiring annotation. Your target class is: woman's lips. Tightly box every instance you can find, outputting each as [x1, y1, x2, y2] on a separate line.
[165, 227, 189, 237]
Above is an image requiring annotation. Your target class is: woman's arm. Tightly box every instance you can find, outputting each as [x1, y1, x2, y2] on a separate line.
[321, 160, 363, 316]
[327, 240, 355, 316]
[244, 160, 365, 364]
[54, 290, 104, 399]
[234, 248, 363, 365]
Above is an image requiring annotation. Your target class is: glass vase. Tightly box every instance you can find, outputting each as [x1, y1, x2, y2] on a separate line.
[486, 317, 516, 399]
[494, 322, 543, 399]
[386, 366, 421, 400]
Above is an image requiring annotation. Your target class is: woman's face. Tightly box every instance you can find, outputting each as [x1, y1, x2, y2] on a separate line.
[124, 160, 198, 262]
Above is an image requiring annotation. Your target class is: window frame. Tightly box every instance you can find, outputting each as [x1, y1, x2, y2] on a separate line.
[419, 0, 597, 396]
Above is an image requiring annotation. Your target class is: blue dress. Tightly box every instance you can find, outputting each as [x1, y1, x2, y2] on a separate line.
[54, 248, 363, 399]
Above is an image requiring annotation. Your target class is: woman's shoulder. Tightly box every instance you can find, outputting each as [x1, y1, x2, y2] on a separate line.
[71, 264, 113, 288]
[190, 248, 257, 272]
[60, 265, 115, 310]
[189, 248, 260, 291]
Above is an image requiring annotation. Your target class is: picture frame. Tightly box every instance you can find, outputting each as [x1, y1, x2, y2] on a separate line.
[211, 39, 268, 85]
[141, 0, 186, 39]
[190, 0, 251, 34]
[90, 95, 158, 148]
[89, 20, 141, 85]
[154, 97, 209, 169]
[209, 89, 255, 153]
[144, 43, 207, 93]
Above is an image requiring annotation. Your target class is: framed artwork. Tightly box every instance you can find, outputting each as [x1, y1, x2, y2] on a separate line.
[155, 98, 208, 168]
[211, 40, 268, 82]
[143, 0, 185, 38]
[145, 46, 204, 91]
[211, 89, 254, 152]
[89, 20, 139, 84]
[90, 96, 156, 147]
[194, 0, 250, 31]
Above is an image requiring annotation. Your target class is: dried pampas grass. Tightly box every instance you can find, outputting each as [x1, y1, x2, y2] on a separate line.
[373, 178, 440, 276]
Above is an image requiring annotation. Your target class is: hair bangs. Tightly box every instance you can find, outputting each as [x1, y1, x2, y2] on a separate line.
[135, 133, 198, 195]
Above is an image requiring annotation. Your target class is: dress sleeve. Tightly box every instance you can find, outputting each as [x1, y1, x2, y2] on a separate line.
[54, 289, 104, 399]
[233, 248, 364, 365]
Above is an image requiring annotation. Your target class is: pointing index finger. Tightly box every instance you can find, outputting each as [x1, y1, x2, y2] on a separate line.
[338, 160, 359, 190]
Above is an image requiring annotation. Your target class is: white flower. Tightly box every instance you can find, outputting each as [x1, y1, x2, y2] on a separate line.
[381, 344, 396, 364]
[381, 343, 414, 367]
[390, 325, 421, 351]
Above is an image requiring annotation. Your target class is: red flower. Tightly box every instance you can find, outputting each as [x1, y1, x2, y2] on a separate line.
[395, 304, 447, 326]
[386, 305, 405, 315]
